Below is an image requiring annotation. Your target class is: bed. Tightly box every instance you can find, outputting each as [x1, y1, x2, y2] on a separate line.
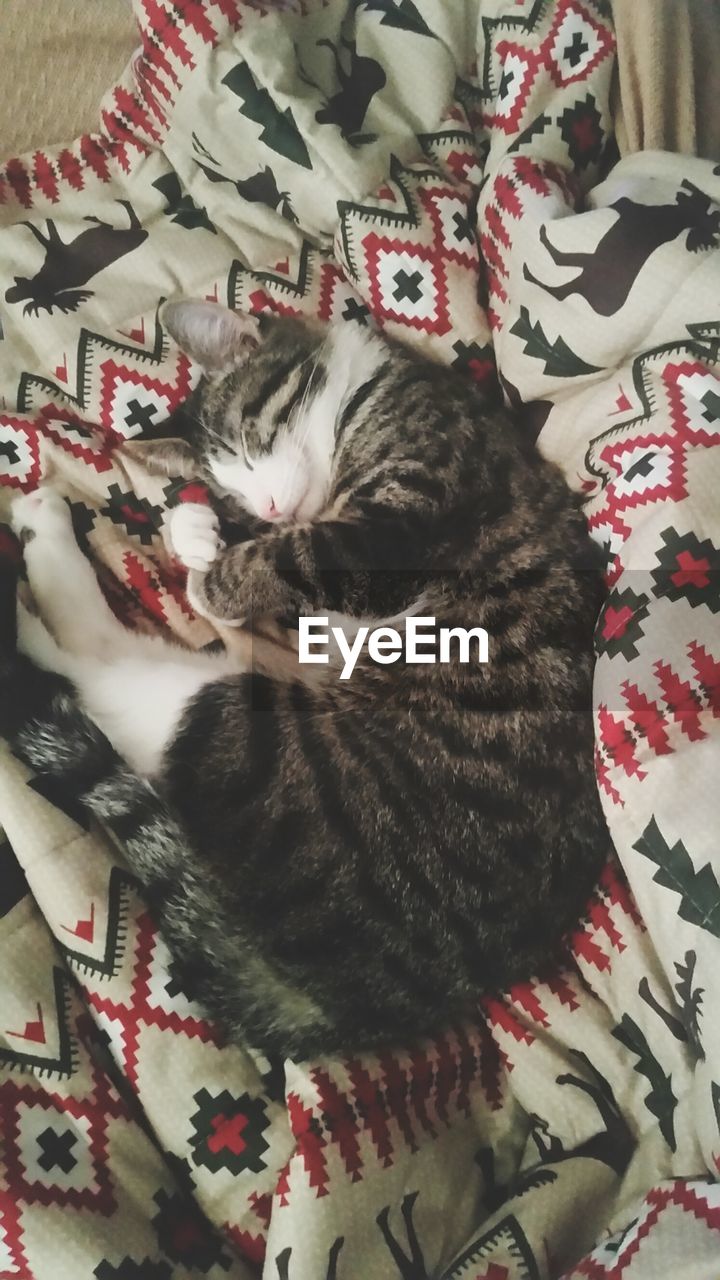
[1, 3, 719, 1276]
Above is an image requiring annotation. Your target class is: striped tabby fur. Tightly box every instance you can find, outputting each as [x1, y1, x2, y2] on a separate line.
[0, 309, 607, 1058]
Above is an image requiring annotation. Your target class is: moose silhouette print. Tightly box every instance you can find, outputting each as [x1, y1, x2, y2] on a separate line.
[194, 159, 299, 224]
[476, 1052, 632, 1218]
[523, 181, 720, 316]
[5, 199, 147, 317]
[191, 133, 299, 224]
[314, 37, 386, 144]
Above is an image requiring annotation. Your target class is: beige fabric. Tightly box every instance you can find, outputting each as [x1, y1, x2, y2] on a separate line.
[0, 0, 137, 160]
[612, 0, 720, 161]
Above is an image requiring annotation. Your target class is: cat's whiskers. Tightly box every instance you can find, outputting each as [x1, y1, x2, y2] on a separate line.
[202, 420, 232, 453]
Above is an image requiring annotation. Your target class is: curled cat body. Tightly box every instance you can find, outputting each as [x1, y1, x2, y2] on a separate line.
[0, 302, 608, 1059]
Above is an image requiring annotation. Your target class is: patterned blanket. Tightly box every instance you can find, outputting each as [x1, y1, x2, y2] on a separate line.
[1, 3, 719, 1277]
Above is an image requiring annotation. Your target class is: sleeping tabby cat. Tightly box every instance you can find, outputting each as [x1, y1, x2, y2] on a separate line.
[0, 303, 607, 1058]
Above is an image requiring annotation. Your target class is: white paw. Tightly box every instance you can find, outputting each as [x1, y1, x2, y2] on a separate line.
[11, 487, 72, 543]
[169, 502, 224, 573]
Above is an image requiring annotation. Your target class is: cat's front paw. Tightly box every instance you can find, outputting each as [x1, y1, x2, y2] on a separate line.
[185, 567, 246, 627]
[168, 502, 225, 573]
[11, 487, 72, 545]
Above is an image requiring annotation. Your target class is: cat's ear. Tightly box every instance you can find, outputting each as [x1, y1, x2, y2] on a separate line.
[120, 436, 197, 478]
[163, 300, 261, 373]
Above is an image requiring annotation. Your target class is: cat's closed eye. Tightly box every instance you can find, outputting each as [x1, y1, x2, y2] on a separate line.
[239, 433, 255, 472]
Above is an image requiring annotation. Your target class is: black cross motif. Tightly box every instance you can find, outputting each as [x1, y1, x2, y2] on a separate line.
[124, 398, 158, 433]
[342, 296, 370, 325]
[164, 958, 188, 1001]
[67, 499, 97, 554]
[0, 439, 20, 466]
[564, 31, 589, 67]
[498, 68, 515, 99]
[392, 268, 424, 304]
[37, 1126, 78, 1174]
[451, 210, 473, 243]
[701, 389, 720, 422]
[624, 453, 657, 483]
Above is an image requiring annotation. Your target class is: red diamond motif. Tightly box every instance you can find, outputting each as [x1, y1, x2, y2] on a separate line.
[587, 362, 720, 549]
[0, 1059, 128, 1212]
[445, 149, 484, 186]
[98, 356, 194, 439]
[362, 233, 450, 335]
[0, 417, 42, 491]
[483, 41, 540, 134]
[83, 912, 220, 1089]
[247, 289, 302, 317]
[418, 187, 477, 269]
[317, 262, 359, 323]
[542, 0, 615, 88]
[35, 405, 116, 472]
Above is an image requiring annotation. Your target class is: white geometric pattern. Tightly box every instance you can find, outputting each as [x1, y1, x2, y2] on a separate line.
[608, 445, 673, 500]
[0, 419, 40, 489]
[675, 367, 720, 429]
[103, 374, 173, 439]
[145, 932, 208, 1020]
[431, 194, 476, 262]
[15, 1102, 95, 1195]
[492, 44, 537, 126]
[549, 6, 604, 84]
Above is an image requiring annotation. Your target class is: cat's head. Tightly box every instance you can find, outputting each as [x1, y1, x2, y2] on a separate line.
[152, 302, 338, 524]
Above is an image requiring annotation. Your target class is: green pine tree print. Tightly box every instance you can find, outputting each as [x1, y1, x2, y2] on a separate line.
[634, 818, 720, 938]
[223, 64, 312, 169]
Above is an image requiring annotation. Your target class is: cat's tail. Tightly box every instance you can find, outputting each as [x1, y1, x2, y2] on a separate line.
[0, 561, 333, 1054]
[0, 557, 195, 891]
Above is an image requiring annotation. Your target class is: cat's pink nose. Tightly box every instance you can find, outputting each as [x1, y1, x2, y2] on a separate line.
[263, 498, 280, 521]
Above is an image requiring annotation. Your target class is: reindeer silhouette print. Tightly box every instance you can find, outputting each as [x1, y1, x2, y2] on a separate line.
[475, 1145, 556, 1212]
[523, 181, 720, 316]
[476, 1052, 632, 1219]
[315, 37, 386, 143]
[528, 1056, 633, 1176]
[5, 199, 147, 317]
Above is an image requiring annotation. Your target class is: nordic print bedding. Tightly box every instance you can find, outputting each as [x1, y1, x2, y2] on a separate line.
[1, 2, 719, 1277]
